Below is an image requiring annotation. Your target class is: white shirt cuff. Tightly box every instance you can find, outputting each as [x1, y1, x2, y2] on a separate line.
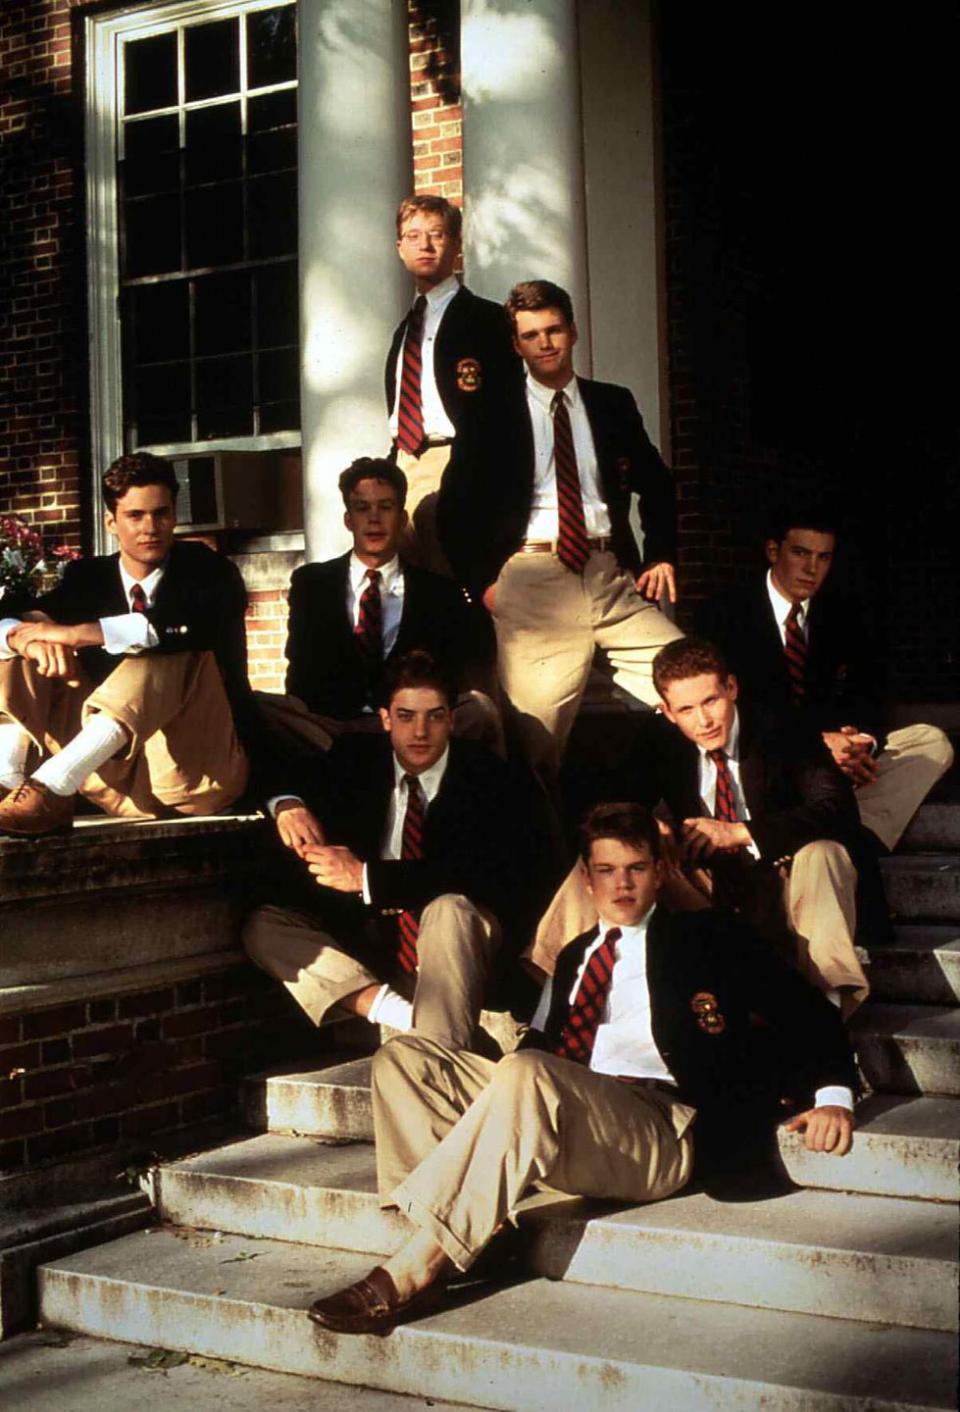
[267, 795, 304, 819]
[362, 863, 371, 905]
[0, 618, 22, 658]
[100, 613, 158, 655]
[813, 1085, 854, 1112]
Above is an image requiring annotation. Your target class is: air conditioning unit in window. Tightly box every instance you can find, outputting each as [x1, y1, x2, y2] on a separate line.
[170, 450, 303, 533]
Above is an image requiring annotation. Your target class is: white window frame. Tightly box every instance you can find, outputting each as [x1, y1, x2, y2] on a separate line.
[85, 0, 300, 553]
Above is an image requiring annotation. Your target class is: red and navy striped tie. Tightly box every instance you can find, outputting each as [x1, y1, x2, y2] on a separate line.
[554, 927, 621, 1064]
[784, 602, 807, 703]
[129, 583, 147, 613]
[552, 390, 590, 573]
[396, 773, 425, 973]
[710, 749, 738, 821]
[354, 568, 382, 661]
[396, 295, 427, 455]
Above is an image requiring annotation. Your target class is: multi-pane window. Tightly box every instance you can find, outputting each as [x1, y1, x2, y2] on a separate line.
[116, 3, 299, 449]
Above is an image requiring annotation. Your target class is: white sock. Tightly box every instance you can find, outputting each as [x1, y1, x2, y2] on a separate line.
[0, 722, 31, 790]
[367, 984, 414, 1032]
[33, 714, 129, 797]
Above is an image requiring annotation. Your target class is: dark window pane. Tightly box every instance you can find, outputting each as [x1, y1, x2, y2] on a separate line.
[124, 33, 177, 115]
[134, 362, 191, 445]
[196, 355, 253, 438]
[195, 271, 251, 356]
[258, 399, 299, 434]
[247, 172, 297, 258]
[184, 457, 220, 525]
[247, 126, 296, 176]
[258, 347, 298, 403]
[123, 195, 181, 277]
[131, 281, 190, 364]
[185, 102, 242, 184]
[247, 7, 296, 89]
[248, 89, 297, 133]
[185, 18, 239, 102]
[255, 262, 298, 348]
[122, 115, 180, 199]
[185, 184, 243, 268]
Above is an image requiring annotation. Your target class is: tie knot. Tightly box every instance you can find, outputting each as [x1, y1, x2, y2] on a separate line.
[787, 601, 802, 623]
[366, 569, 381, 585]
[412, 294, 426, 318]
[551, 390, 567, 414]
[603, 927, 622, 946]
[709, 748, 728, 766]
[403, 773, 422, 795]
[130, 584, 147, 609]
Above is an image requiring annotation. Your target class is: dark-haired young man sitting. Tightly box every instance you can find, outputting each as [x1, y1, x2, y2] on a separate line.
[307, 802, 855, 1335]
[246, 650, 524, 1047]
[269, 457, 498, 778]
[0, 452, 251, 834]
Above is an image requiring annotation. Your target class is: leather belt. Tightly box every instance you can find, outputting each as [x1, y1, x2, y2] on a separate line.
[518, 536, 613, 555]
[392, 436, 454, 457]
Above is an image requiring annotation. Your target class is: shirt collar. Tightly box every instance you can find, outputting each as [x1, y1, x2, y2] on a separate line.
[118, 560, 165, 606]
[525, 369, 580, 414]
[419, 275, 460, 313]
[766, 568, 809, 628]
[392, 744, 450, 803]
[593, 903, 656, 948]
[349, 553, 402, 595]
[697, 707, 741, 765]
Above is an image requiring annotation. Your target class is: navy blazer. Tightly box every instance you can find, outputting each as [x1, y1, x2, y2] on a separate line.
[522, 906, 856, 1179]
[697, 576, 884, 746]
[21, 541, 252, 738]
[284, 553, 471, 719]
[438, 374, 678, 601]
[385, 284, 522, 456]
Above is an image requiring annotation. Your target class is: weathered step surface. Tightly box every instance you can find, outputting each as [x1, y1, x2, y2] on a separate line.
[243, 1061, 960, 1199]
[882, 854, 960, 921]
[38, 1228, 958, 1412]
[853, 1003, 960, 1096]
[866, 925, 960, 1003]
[244, 1056, 374, 1140]
[0, 1327, 478, 1411]
[900, 803, 960, 853]
[151, 1134, 958, 1330]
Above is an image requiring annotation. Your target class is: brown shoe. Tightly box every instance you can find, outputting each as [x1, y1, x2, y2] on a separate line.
[0, 780, 74, 836]
[307, 1265, 445, 1336]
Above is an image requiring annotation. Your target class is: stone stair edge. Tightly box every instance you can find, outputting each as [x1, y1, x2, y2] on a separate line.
[36, 1228, 960, 1412]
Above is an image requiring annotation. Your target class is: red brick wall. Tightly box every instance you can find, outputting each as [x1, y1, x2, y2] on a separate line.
[0, 964, 316, 1175]
[409, 3, 462, 203]
[245, 589, 288, 693]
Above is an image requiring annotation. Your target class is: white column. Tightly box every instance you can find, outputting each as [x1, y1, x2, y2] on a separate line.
[460, 0, 591, 370]
[298, 0, 413, 561]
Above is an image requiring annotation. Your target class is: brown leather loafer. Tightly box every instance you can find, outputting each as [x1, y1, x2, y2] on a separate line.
[307, 1265, 445, 1336]
[0, 780, 74, 836]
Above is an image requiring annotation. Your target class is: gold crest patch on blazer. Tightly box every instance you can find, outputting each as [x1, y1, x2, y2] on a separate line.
[456, 357, 482, 392]
[691, 991, 726, 1034]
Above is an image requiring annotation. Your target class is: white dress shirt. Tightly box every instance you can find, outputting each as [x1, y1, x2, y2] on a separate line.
[347, 553, 404, 660]
[389, 275, 459, 440]
[695, 708, 760, 861]
[766, 570, 809, 647]
[524, 373, 612, 540]
[0, 562, 162, 658]
[531, 903, 852, 1109]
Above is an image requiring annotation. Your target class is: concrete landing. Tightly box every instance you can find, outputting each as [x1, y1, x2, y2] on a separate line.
[37, 1227, 959, 1412]
[853, 1003, 960, 1095]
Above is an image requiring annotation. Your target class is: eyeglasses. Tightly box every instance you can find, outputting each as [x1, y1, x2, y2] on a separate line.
[399, 228, 449, 247]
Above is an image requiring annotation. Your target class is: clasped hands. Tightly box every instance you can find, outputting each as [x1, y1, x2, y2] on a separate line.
[274, 801, 363, 893]
[679, 817, 752, 861]
[822, 727, 878, 787]
[7, 619, 83, 681]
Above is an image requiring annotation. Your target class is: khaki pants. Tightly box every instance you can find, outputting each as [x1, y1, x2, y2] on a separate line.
[529, 840, 868, 1010]
[855, 723, 953, 851]
[243, 892, 501, 1050]
[0, 651, 248, 818]
[374, 1035, 695, 1270]
[395, 444, 453, 578]
[491, 550, 683, 777]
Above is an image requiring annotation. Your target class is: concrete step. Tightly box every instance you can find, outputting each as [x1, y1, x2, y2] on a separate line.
[38, 1228, 958, 1411]
[882, 854, 960, 922]
[900, 803, 960, 852]
[866, 925, 960, 1003]
[0, 1328, 478, 1411]
[244, 1055, 374, 1140]
[854, 1003, 960, 1096]
[151, 1134, 958, 1330]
